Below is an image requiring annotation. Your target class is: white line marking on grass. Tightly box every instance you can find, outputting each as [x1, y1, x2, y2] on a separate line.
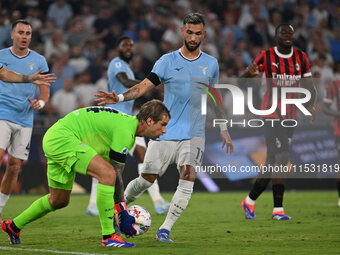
[0, 246, 114, 255]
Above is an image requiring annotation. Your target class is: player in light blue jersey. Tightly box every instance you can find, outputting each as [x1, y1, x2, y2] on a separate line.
[95, 13, 234, 242]
[0, 20, 55, 218]
[87, 36, 170, 217]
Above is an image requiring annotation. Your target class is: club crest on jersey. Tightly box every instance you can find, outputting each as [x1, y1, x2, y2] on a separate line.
[28, 63, 35, 70]
[200, 66, 208, 75]
[144, 161, 152, 170]
[121, 147, 128, 154]
[295, 63, 300, 71]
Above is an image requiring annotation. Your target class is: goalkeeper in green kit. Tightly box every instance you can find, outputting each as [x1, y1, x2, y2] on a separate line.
[1, 99, 170, 248]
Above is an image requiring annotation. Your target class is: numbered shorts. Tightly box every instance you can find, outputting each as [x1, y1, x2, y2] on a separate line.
[129, 136, 146, 156]
[264, 119, 294, 157]
[0, 120, 32, 160]
[141, 137, 205, 176]
[42, 123, 98, 190]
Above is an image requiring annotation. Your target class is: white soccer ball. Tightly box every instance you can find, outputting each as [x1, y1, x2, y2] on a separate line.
[128, 205, 151, 236]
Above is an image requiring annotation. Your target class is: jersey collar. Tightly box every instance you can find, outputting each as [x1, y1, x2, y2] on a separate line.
[178, 48, 202, 61]
[274, 46, 293, 58]
[10, 47, 30, 58]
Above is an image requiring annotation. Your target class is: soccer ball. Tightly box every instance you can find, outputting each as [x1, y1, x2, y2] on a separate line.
[128, 205, 151, 236]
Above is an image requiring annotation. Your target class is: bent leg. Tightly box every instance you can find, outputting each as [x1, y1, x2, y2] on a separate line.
[124, 173, 158, 205]
[159, 165, 195, 231]
[13, 187, 71, 230]
[86, 155, 116, 236]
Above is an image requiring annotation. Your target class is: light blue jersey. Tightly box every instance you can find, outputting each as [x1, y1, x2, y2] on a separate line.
[152, 49, 219, 140]
[0, 48, 49, 127]
[107, 57, 135, 115]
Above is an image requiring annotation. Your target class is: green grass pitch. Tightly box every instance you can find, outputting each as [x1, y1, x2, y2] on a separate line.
[0, 191, 340, 255]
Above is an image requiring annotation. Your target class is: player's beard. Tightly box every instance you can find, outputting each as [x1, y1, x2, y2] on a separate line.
[119, 51, 133, 62]
[184, 40, 201, 52]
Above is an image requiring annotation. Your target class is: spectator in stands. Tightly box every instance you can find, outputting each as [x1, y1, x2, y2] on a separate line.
[51, 78, 80, 117]
[47, 0, 73, 29]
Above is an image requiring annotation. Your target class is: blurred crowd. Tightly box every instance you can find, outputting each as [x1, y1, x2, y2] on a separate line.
[1, 0, 340, 118]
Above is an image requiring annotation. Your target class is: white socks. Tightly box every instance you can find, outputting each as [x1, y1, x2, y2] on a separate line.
[124, 175, 153, 205]
[273, 207, 284, 213]
[137, 164, 163, 203]
[88, 178, 98, 208]
[0, 192, 10, 214]
[246, 195, 256, 206]
[159, 179, 194, 231]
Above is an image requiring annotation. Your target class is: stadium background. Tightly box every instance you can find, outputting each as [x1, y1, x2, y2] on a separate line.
[0, 0, 339, 193]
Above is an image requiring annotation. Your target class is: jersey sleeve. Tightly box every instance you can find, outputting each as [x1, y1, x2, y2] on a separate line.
[109, 130, 135, 164]
[151, 55, 168, 82]
[0, 63, 3, 69]
[110, 59, 129, 78]
[40, 56, 49, 74]
[211, 59, 219, 85]
[301, 52, 312, 78]
[253, 50, 265, 72]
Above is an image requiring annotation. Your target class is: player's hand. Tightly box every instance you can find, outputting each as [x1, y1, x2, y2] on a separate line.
[308, 106, 316, 123]
[94, 89, 119, 105]
[30, 68, 56, 86]
[246, 63, 262, 76]
[221, 130, 234, 154]
[27, 98, 44, 111]
[114, 202, 137, 237]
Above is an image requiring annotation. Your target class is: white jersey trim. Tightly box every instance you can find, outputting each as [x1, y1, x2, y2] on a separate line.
[178, 48, 202, 61]
[9, 47, 30, 58]
[274, 46, 293, 59]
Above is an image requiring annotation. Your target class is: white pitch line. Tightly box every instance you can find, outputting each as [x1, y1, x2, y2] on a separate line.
[0, 246, 114, 255]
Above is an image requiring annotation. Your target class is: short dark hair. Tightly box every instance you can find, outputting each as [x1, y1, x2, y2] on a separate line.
[12, 19, 31, 30]
[183, 13, 205, 26]
[137, 99, 170, 123]
[116, 35, 132, 48]
[275, 23, 294, 35]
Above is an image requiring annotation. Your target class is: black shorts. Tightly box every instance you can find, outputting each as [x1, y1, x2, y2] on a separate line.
[263, 119, 295, 157]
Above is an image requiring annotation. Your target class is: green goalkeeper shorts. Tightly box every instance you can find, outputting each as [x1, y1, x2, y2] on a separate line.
[42, 122, 97, 190]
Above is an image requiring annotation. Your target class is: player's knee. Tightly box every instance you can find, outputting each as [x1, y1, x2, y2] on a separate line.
[50, 197, 70, 209]
[7, 159, 22, 173]
[141, 173, 157, 183]
[97, 167, 116, 186]
[179, 165, 196, 181]
[275, 152, 289, 165]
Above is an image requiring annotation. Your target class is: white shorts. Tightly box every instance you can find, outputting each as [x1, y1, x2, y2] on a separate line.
[142, 137, 205, 176]
[129, 136, 146, 156]
[0, 120, 32, 160]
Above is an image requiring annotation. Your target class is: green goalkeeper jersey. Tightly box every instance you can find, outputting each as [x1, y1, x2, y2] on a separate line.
[58, 106, 138, 162]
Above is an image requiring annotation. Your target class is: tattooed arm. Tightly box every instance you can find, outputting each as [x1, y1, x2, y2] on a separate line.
[111, 161, 126, 203]
[94, 78, 155, 105]
[0, 67, 55, 86]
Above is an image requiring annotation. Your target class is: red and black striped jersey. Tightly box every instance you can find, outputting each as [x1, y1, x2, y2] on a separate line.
[254, 46, 312, 120]
[324, 80, 340, 136]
